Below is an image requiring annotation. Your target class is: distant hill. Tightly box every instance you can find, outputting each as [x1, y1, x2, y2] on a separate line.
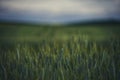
[0, 19, 120, 27]
[66, 19, 120, 26]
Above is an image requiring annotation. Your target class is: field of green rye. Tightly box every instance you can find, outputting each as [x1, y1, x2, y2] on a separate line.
[0, 23, 120, 80]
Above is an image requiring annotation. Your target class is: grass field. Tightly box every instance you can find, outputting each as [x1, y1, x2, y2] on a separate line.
[0, 23, 120, 42]
[0, 23, 120, 80]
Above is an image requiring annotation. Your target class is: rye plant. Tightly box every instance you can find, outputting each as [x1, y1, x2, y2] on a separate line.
[0, 38, 120, 80]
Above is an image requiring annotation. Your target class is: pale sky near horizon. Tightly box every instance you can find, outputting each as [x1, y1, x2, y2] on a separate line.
[0, 0, 120, 23]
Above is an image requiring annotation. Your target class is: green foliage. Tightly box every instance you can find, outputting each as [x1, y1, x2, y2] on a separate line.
[0, 24, 120, 80]
[0, 38, 120, 80]
[0, 24, 120, 42]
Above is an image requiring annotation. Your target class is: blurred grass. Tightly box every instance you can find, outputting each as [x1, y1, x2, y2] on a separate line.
[0, 37, 120, 80]
[0, 23, 120, 80]
[0, 24, 120, 43]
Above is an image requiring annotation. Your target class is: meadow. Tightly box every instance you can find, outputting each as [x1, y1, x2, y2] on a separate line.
[0, 23, 120, 80]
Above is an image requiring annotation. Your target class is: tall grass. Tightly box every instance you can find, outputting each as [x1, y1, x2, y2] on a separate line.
[0, 38, 120, 80]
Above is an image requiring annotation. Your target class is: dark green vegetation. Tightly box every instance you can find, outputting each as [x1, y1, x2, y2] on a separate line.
[0, 23, 120, 42]
[0, 23, 120, 80]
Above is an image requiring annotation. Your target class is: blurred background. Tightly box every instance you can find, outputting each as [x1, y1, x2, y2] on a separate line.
[0, 0, 120, 43]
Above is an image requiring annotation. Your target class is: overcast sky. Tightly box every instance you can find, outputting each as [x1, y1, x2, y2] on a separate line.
[0, 0, 120, 23]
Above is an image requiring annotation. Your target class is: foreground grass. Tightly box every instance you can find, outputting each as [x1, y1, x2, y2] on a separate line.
[0, 23, 120, 80]
[0, 38, 120, 80]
